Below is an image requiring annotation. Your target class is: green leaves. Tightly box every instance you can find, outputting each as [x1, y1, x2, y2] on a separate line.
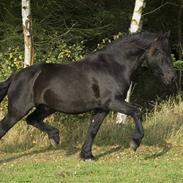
[173, 60, 183, 70]
[0, 47, 23, 80]
[36, 39, 86, 64]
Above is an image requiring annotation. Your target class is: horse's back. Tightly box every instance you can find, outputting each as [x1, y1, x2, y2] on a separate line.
[7, 60, 122, 113]
[32, 63, 99, 113]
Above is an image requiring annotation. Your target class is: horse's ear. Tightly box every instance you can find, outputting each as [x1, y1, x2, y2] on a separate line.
[141, 60, 148, 68]
[154, 34, 162, 42]
[164, 31, 170, 38]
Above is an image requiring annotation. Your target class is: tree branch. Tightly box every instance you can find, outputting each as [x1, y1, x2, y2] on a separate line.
[142, 2, 183, 16]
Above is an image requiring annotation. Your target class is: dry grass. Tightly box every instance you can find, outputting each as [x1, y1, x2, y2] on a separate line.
[0, 96, 183, 152]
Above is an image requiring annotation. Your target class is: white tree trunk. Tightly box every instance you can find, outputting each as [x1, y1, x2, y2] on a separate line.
[129, 0, 146, 33]
[22, 0, 33, 67]
[116, 0, 146, 124]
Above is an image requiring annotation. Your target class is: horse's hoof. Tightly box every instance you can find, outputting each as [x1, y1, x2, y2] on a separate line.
[49, 135, 60, 147]
[84, 157, 96, 161]
[130, 139, 139, 151]
[83, 156, 96, 161]
[80, 151, 96, 161]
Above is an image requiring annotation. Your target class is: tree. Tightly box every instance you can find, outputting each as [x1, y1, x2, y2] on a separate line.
[22, 0, 34, 67]
[116, 0, 146, 124]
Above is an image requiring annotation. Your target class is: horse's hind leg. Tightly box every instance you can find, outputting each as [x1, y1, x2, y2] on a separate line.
[26, 106, 60, 146]
[0, 107, 32, 139]
[80, 109, 109, 160]
[0, 114, 22, 139]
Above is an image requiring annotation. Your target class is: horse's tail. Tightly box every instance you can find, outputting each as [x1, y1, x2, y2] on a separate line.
[0, 74, 14, 103]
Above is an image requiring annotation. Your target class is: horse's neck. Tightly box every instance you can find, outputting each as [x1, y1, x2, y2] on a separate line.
[113, 46, 145, 80]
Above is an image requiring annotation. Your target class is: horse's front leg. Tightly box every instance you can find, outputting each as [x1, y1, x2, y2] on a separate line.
[108, 100, 144, 151]
[80, 110, 109, 160]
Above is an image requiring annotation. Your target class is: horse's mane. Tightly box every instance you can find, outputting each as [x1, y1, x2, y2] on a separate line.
[103, 31, 158, 52]
[86, 31, 159, 61]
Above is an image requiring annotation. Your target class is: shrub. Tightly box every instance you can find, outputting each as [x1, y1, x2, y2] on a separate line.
[0, 47, 23, 80]
[0, 39, 87, 80]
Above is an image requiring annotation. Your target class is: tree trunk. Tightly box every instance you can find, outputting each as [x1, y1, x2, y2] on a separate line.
[116, 0, 146, 124]
[22, 0, 34, 67]
[129, 0, 146, 33]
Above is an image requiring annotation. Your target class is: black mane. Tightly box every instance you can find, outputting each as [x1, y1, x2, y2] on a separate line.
[86, 32, 159, 61]
[104, 31, 157, 52]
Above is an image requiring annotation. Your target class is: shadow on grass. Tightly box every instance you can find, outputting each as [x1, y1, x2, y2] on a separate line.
[0, 145, 124, 164]
[0, 145, 80, 165]
[0, 147, 53, 164]
[144, 144, 172, 160]
[96, 145, 122, 159]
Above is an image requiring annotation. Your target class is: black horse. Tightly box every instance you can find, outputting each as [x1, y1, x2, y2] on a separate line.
[0, 31, 176, 160]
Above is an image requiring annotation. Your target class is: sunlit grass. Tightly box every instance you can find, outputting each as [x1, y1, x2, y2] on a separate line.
[0, 145, 183, 183]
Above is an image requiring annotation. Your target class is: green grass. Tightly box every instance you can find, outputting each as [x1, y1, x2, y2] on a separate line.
[1, 97, 183, 182]
[0, 145, 183, 183]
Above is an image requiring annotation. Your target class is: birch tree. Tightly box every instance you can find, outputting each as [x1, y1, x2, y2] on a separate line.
[22, 0, 34, 67]
[116, 0, 146, 124]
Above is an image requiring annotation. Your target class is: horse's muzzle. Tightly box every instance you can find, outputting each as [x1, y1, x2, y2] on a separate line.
[162, 72, 177, 85]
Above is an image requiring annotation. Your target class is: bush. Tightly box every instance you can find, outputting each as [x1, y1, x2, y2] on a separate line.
[174, 60, 183, 70]
[0, 47, 23, 80]
[36, 39, 86, 64]
[0, 39, 87, 80]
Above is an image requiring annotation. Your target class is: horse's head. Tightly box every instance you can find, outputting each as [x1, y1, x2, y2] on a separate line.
[144, 32, 176, 85]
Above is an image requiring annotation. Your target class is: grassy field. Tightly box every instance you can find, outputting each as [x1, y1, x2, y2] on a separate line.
[0, 145, 183, 183]
[0, 98, 183, 182]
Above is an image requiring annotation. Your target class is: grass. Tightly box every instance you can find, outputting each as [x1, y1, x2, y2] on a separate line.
[0, 145, 183, 183]
[0, 97, 183, 182]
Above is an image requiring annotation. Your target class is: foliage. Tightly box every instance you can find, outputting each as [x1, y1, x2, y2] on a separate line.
[0, 40, 87, 80]
[173, 60, 183, 70]
[0, 0, 134, 51]
[0, 0, 182, 79]
[95, 32, 123, 50]
[36, 39, 86, 64]
[0, 47, 23, 80]
[171, 54, 183, 70]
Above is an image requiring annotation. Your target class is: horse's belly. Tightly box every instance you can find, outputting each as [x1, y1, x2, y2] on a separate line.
[42, 88, 97, 113]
